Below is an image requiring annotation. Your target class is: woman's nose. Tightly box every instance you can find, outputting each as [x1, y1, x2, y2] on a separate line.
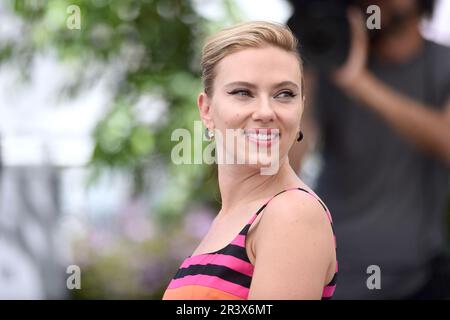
[252, 97, 275, 122]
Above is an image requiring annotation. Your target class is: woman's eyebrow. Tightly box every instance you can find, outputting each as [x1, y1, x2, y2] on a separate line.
[272, 81, 299, 90]
[224, 81, 299, 90]
[224, 81, 257, 89]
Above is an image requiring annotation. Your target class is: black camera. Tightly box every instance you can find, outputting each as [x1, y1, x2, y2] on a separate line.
[287, 0, 355, 72]
[287, 0, 436, 72]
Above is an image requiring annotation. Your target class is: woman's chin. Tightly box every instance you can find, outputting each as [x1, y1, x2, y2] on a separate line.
[217, 147, 282, 173]
[239, 152, 280, 173]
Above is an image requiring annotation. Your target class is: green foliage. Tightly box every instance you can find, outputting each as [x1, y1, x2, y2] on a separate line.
[0, 0, 238, 299]
[2, 0, 241, 215]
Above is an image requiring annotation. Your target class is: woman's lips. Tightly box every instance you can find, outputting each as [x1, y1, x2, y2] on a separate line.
[243, 128, 280, 147]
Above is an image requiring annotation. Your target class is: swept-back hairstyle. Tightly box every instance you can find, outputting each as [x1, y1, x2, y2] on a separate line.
[200, 21, 304, 97]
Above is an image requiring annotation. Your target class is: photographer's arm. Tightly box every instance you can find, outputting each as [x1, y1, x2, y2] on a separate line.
[333, 8, 450, 166]
[341, 71, 450, 166]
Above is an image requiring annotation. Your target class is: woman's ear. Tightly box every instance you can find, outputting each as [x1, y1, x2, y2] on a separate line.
[198, 91, 214, 129]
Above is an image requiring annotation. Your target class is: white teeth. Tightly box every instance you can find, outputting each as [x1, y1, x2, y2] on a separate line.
[244, 132, 278, 140]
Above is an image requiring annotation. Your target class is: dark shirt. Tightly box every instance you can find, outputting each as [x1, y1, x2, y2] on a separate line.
[314, 39, 450, 299]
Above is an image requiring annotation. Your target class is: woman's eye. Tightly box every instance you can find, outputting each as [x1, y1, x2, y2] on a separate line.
[228, 89, 252, 97]
[276, 91, 297, 99]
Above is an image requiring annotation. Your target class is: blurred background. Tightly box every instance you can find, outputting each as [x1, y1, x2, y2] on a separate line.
[0, 0, 449, 299]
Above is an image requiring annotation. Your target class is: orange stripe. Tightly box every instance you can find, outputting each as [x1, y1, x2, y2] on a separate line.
[162, 285, 245, 300]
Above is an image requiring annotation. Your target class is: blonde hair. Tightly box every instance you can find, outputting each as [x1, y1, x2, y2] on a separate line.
[200, 21, 304, 97]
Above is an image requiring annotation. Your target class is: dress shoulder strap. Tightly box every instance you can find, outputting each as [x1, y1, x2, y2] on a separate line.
[246, 187, 332, 227]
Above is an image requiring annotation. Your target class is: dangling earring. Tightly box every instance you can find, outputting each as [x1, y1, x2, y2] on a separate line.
[205, 127, 215, 140]
[296, 130, 303, 142]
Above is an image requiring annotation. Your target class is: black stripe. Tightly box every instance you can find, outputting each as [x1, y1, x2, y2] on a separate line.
[174, 264, 252, 288]
[321, 296, 333, 300]
[329, 221, 336, 235]
[254, 203, 268, 216]
[273, 189, 290, 197]
[238, 204, 267, 236]
[239, 224, 251, 235]
[217, 244, 251, 263]
[326, 272, 338, 286]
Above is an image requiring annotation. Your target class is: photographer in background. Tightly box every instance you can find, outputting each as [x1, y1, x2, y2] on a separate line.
[289, 0, 450, 299]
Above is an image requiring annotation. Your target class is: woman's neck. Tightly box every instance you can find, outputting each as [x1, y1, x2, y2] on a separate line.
[217, 157, 301, 215]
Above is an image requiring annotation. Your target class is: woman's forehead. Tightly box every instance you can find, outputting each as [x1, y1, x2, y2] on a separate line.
[214, 46, 302, 85]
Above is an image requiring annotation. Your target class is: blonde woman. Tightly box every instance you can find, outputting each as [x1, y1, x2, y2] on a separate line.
[162, 21, 337, 300]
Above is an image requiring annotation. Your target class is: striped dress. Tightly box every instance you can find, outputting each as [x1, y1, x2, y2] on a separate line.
[162, 187, 338, 300]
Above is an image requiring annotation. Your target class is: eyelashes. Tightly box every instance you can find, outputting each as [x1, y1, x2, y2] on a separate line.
[227, 89, 297, 99]
[277, 91, 298, 98]
[227, 89, 254, 97]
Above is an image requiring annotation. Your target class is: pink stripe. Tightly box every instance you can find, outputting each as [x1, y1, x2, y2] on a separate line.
[181, 253, 254, 277]
[230, 234, 246, 247]
[322, 285, 336, 298]
[248, 214, 258, 224]
[168, 274, 249, 299]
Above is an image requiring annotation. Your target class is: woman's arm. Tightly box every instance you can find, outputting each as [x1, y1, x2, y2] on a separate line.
[247, 191, 335, 300]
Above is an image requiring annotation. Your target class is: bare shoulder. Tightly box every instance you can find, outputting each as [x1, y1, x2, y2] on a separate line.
[253, 188, 335, 262]
[258, 189, 331, 235]
[248, 189, 335, 299]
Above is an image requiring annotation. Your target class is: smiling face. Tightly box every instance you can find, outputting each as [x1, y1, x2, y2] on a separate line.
[198, 45, 304, 171]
